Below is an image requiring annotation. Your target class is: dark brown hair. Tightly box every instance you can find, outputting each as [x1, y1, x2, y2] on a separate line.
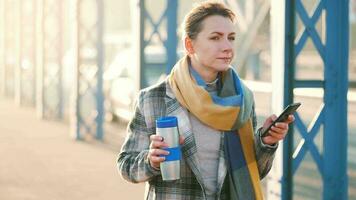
[183, 1, 236, 40]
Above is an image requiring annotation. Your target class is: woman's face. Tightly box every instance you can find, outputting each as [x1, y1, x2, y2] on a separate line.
[187, 15, 235, 74]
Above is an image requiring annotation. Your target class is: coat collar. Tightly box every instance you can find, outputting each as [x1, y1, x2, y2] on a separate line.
[164, 80, 206, 187]
[164, 80, 227, 192]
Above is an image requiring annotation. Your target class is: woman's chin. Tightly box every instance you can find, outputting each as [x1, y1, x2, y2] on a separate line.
[215, 65, 231, 72]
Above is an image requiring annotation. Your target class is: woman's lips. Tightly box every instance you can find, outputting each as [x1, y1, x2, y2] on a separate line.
[217, 57, 232, 63]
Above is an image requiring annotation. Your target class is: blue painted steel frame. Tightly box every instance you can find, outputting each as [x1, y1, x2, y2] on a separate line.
[282, 1, 295, 199]
[323, 0, 349, 199]
[283, 0, 349, 199]
[74, 0, 104, 140]
[165, 0, 178, 74]
[292, 0, 325, 182]
[139, 0, 178, 89]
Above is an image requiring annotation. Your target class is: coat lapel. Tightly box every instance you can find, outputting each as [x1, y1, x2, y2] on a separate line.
[164, 81, 205, 188]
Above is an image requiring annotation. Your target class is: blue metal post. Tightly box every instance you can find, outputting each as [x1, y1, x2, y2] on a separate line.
[72, 0, 104, 140]
[323, 0, 349, 199]
[165, 0, 177, 74]
[270, 0, 349, 199]
[282, 1, 295, 199]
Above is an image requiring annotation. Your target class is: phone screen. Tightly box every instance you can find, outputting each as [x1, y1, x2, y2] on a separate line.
[261, 102, 301, 137]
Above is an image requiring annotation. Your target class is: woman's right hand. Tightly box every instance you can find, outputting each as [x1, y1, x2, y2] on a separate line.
[148, 135, 185, 169]
[148, 135, 170, 169]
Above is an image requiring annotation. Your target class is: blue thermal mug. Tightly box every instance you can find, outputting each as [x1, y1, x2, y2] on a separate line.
[156, 116, 181, 181]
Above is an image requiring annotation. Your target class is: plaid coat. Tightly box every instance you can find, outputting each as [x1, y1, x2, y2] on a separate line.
[117, 80, 277, 200]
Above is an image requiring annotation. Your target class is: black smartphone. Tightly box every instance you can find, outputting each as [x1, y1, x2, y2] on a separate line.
[261, 102, 301, 137]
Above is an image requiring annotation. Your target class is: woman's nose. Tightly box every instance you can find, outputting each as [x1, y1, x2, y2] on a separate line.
[221, 39, 233, 52]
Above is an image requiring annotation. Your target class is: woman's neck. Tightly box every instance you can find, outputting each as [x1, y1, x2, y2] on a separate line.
[189, 57, 218, 83]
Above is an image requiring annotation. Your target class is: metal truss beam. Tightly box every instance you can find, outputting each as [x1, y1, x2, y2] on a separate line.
[269, 0, 349, 199]
[139, 0, 177, 88]
[37, 0, 64, 119]
[72, 0, 104, 140]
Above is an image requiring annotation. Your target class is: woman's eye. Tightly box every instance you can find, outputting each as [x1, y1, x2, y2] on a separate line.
[210, 36, 219, 40]
[229, 37, 235, 41]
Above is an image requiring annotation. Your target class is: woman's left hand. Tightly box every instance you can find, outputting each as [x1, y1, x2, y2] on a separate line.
[261, 114, 295, 145]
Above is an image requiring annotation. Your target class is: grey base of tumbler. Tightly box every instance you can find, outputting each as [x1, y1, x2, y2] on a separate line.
[160, 160, 180, 181]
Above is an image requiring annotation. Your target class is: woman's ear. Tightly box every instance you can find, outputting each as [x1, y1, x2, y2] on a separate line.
[184, 37, 194, 55]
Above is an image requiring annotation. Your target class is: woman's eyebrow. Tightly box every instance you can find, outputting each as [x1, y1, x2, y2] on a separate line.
[209, 31, 236, 35]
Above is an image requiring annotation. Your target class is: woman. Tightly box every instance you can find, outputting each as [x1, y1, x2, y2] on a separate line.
[117, 1, 294, 199]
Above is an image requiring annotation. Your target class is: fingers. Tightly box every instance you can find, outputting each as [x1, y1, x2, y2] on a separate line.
[262, 115, 277, 131]
[148, 134, 184, 168]
[268, 131, 286, 140]
[147, 148, 168, 169]
[179, 136, 185, 145]
[148, 135, 170, 169]
[266, 114, 277, 124]
[270, 122, 288, 133]
[271, 114, 277, 121]
[149, 135, 168, 149]
[262, 128, 287, 144]
[262, 114, 296, 145]
[148, 149, 169, 162]
[263, 122, 289, 143]
[150, 134, 164, 142]
[273, 122, 289, 132]
[285, 115, 295, 123]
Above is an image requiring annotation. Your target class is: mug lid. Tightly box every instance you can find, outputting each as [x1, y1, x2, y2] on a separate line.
[156, 116, 178, 128]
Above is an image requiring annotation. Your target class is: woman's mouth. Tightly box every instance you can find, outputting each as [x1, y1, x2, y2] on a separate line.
[218, 57, 232, 63]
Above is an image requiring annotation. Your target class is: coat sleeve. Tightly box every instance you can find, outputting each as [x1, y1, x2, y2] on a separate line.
[117, 91, 161, 183]
[251, 103, 278, 179]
